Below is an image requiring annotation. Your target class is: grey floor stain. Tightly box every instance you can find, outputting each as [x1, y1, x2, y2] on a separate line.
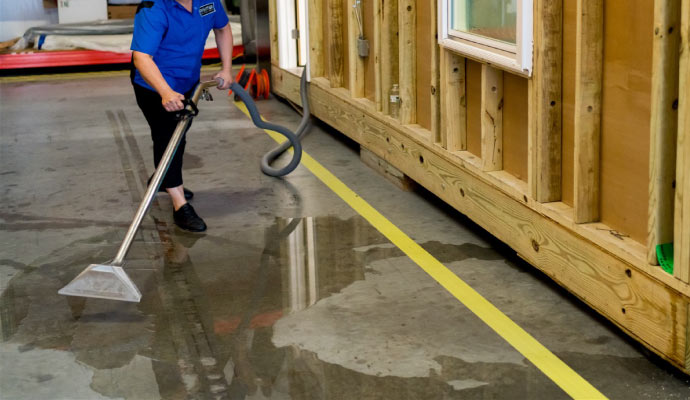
[3, 216, 687, 399]
[0, 211, 130, 232]
[184, 153, 204, 169]
[0, 216, 529, 399]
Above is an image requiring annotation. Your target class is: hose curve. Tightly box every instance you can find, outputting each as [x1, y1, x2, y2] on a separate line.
[229, 69, 310, 177]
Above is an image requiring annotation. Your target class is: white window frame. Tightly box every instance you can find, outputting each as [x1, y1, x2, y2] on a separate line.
[439, 0, 533, 76]
[277, 0, 309, 72]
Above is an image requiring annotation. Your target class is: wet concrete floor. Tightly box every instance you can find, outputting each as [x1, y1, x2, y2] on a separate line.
[1, 72, 690, 399]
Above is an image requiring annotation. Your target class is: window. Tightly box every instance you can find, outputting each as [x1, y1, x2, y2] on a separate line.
[440, 0, 532, 76]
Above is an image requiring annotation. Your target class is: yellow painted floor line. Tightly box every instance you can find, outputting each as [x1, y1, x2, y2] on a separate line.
[233, 100, 607, 400]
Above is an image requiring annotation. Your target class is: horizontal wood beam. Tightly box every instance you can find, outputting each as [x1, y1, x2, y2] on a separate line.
[648, 0, 681, 265]
[573, 0, 604, 223]
[481, 64, 503, 171]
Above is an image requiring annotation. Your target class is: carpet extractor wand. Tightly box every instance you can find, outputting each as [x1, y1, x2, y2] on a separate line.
[59, 71, 310, 302]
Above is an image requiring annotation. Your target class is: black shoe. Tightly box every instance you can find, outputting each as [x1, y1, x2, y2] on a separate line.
[173, 203, 207, 232]
[148, 177, 194, 200]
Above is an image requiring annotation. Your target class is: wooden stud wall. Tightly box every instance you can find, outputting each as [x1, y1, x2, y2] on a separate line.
[347, 0, 365, 98]
[529, 0, 563, 202]
[676, 0, 690, 282]
[503, 75, 529, 182]
[600, 1, 654, 244]
[573, 0, 603, 224]
[380, 0, 399, 116]
[415, 0, 432, 130]
[327, 0, 345, 88]
[429, 0, 440, 142]
[439, 49, 466, 151]
[362, 0, 376, 102]
[307, 0, 324, 78]
[648, 0, 681, 265]
[466, 60, 483, 157]
[373, 0, 382, 110]
[270, 0, 690, 373]
[481, 65, 504, 172]
[398, 0, 416, 125]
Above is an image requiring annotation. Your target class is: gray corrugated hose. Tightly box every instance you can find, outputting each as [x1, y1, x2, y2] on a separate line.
[232, 69, 310, 177]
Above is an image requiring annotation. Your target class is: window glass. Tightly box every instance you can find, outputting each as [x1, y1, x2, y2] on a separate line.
[451, 0, 518, 45]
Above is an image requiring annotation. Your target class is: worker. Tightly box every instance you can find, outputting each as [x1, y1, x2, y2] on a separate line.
[130, 0, 234, 232]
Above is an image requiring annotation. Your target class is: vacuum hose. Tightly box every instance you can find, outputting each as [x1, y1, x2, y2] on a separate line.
[229, 69, 310, 177]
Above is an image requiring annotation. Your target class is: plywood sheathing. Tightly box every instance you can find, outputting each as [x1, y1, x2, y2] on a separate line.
[504, 74, 529, 182]
[648, 0, 681, 265]
[599, 0, 654, 244]
[675, 0, 690, 283]
[466, 60, 482, 157]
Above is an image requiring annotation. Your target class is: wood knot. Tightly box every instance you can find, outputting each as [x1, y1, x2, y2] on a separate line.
[531, 239, 540, 252]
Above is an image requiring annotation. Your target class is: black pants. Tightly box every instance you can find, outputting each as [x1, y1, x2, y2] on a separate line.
[133, 83, 196, 189]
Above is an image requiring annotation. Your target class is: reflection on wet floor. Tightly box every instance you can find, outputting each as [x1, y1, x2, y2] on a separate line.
[1, 213, 570, 400]
[3, 78, 690, 399]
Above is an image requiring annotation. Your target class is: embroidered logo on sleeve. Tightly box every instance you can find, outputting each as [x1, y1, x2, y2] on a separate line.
[199, 3, 216, 16]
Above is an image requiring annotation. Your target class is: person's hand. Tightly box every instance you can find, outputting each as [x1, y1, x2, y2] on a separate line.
[161, 90, 185, 112]
[213, 69, 233, 90]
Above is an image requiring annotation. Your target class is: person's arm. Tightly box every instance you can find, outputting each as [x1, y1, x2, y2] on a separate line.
[133, 51, 185, 112]
[212, 23, 234, 90]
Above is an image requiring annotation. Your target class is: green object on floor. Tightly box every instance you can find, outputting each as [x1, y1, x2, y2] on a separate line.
[656, 243, 674, 275]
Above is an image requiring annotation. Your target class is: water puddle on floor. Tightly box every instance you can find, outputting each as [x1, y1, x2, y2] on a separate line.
[1, 215, 575, 399]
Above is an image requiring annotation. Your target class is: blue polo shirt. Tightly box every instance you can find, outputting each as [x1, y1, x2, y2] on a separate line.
[131, 0, 229, 93]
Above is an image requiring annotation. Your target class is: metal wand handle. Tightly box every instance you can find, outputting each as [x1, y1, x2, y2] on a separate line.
[112, 79, 222, 265]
